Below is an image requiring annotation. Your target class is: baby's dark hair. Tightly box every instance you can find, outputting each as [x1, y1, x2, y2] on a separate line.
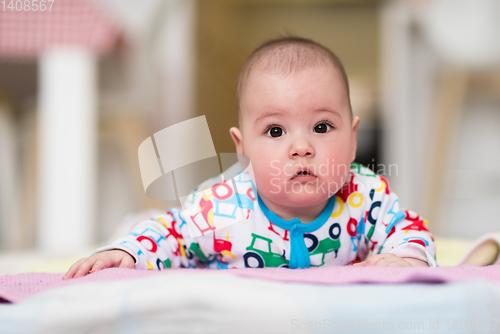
[236, 36, 352, 123]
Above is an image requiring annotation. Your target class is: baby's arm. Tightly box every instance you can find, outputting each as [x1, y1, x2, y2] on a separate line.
[64, 209, 207, 279]
[378, 207, 437, 267]
[355, 175, 437, 267]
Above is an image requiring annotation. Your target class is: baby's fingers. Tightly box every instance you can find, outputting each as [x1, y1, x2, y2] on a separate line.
[352, 262, 366, 267]
[362, 254, 386, 266]
[119, 255, 135, 269]
[73, 258, 98, 278]
[90, 258, 114, 274]
[63, 258, 86, 280]
[372, 258, 397, 267]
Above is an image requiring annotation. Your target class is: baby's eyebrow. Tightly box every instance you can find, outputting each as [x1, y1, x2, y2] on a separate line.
[315, 108, 342, 118]
[254, 108, 342, 124]
[254, 111, 283, 124]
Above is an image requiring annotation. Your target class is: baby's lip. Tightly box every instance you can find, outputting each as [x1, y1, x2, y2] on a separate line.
[291, 167, 316, 180]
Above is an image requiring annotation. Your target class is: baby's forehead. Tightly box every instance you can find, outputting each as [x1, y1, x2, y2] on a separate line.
[242, 65, 347, 107]
[236, 41, 352, 124]
[248, 63, 341, 86]
[239, 69, 350, 126]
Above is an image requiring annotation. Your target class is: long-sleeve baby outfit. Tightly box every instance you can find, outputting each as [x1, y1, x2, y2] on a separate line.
[92, 163, 438, 269]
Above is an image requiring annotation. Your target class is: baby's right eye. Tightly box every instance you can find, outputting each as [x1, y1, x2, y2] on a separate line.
[266, 126, 285, 138]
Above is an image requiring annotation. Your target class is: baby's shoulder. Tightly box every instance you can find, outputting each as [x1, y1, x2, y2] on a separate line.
[338, 163, 391, 199]
[182, 167, 256, 211]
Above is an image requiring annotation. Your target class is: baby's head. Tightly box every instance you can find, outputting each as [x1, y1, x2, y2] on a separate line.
[230, 37, 360, 212]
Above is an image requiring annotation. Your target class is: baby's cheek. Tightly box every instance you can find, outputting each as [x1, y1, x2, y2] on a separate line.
[255, 172, 278, 192]
[254, 172, 286, 198]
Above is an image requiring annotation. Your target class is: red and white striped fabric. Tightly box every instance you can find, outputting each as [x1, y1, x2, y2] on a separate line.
[0, 0, 118, 58]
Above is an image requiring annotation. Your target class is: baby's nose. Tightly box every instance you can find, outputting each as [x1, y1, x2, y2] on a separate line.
[292, 150, 312, 157]
[290, 139, 314, 157]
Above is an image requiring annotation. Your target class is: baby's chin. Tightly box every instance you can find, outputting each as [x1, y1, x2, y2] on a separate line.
[268, 189, 331, 208]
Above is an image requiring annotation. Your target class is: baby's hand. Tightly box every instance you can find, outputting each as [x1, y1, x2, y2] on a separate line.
[352, 253, 429, 267]
[63, 250, 135, 280]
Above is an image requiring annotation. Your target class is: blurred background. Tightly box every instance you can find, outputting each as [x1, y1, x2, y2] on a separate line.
[1, 0, 500, 258]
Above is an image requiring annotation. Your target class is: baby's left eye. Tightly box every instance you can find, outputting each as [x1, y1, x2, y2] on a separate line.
[314, 122, 332, 133]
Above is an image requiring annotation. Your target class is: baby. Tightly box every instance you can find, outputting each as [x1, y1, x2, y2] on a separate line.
[64, 37, 437, 279]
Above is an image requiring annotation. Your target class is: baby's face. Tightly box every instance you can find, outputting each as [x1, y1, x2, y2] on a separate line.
[231, 66, 359, 209]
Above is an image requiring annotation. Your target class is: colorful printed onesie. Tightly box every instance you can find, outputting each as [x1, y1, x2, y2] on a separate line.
[92, 163, 438, 269]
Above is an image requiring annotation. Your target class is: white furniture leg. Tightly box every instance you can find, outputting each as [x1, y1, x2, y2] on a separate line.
[37, 48, 97, 253]
[0, 100, 19, 251]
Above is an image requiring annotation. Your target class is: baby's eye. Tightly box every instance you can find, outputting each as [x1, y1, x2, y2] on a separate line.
[267, 126, 285, 138]
[314, 122, 333, 133]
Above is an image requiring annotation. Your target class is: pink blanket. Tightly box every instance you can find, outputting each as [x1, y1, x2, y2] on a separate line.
[1, 265, 499, 303]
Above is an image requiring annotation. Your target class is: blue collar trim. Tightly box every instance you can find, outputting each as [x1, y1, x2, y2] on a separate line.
[254, 185, 336, 269]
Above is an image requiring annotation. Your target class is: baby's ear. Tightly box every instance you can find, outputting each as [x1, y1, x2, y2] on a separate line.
[229, 127, 244, 155]
[350, 116, 360, 162]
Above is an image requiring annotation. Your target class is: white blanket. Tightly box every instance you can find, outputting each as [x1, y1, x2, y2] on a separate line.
[1, 270, 500, 334]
